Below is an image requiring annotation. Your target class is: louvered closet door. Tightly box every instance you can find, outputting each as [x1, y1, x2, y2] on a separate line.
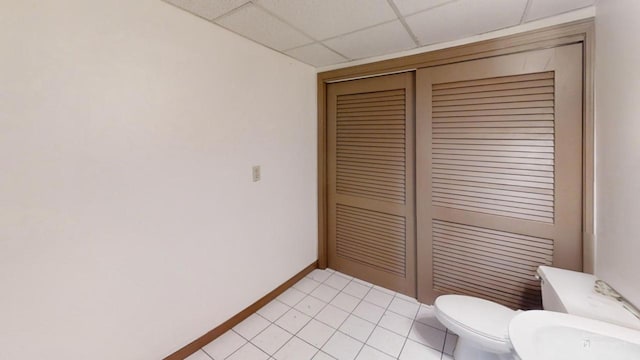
[327, 73, 416, 296]
[416, 44, 583, 309]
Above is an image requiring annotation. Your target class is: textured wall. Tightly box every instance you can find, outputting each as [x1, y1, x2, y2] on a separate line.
[0, 1, 317, 359]
[594, 0, 640, 307]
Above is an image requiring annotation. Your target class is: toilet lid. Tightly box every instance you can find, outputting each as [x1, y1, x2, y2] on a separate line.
[435, 295, 517, 342]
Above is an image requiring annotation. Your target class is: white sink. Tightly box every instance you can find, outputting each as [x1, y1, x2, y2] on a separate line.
[509, 310, 640, 360]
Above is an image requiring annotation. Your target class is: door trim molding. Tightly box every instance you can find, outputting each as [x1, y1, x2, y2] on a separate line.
[317, 18, 595, 274]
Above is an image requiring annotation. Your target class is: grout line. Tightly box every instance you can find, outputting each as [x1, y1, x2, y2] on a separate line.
[439, 329, 449, 360]
[324, 271, 441, 358]
[316, 286, 360, 358]
[238, 288, 316, 358]
[262, 270, 352, 358]
[308, 274, 368, 357]
[250, 299, 298, 357]
[385, 297, 419, 358]
[384, 300, 418, 320]
[397, 325, 412, 358]
[204, 269, 450, 360]
[304, 271, 379, 358]
[261, 322, 302, 358]
[200, 348, 215, 360]
[301, 272, 365, 356]
[334, 280, 375, 359]
[226, 321, 273, 359]
[396, 302, 416, 359]
[215, 329, 246, 359]
[229, 281, 318, 360]
[352, 287, 397, 358]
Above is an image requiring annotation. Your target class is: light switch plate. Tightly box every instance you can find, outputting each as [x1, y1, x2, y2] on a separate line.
[252, 165, 261, 182]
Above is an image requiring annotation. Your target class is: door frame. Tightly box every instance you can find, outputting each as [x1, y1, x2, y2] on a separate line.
[317, 18, 596, 275]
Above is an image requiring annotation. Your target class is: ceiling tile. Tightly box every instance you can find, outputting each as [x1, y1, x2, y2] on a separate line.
[217, 4, 313, 51]
[164, 0, 250, 20]
[391, 0, 455, 16]
[405, 0, 528, 46]
[324, 21, 416, 60]
[285, 43, 347, 67]
[525, 0, 595, 22]
[255, 0, 397, 40]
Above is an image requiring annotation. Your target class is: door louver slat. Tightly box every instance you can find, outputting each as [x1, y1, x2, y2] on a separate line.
[336, 89, 407, 204]
[432, 71, 556, 223]
[336, 205, 406, 276]
[432, 72, 554, 89]
[432, 219, 552, 309]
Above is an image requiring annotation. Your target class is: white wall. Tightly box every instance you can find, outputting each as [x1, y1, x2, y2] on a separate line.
[595, 0, 640, 307]
[0, 1, 317, 359]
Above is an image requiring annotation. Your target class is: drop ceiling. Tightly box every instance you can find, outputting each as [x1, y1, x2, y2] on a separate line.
[164, 0, 595, 68]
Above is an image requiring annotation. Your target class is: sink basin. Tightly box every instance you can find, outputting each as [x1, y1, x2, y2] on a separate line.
[509, 310, 640, 360]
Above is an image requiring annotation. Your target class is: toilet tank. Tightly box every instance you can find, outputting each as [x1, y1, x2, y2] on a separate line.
[537, 266, 640, 329]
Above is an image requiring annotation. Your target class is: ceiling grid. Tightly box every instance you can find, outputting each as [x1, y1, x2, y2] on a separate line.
[163, 0, 596, 67]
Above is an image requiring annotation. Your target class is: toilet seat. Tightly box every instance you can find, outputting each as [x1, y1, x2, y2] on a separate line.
[435, 295, 518, 354]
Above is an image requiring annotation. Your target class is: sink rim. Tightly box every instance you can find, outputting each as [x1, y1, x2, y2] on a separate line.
[509, 310, 640, 359]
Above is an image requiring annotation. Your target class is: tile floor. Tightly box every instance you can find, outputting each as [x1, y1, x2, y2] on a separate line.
[186, 268, 457, 360]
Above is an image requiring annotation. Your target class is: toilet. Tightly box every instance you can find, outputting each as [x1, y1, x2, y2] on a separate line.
[433, 265, 638, 360]
[435, 294, 517, 360]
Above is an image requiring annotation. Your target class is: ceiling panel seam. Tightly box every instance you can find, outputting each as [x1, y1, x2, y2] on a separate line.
[162, 0, 595, 68]
[249, 1, 318, 45]
[317, 43, 351, 61]
[520, 0, 534, 24]
[386, 0, 420, 46]
[248, 1, 350, 60]
[399, 0, 461, 18]
[318, 18, 402, 43]
[212, 1, 253, 22]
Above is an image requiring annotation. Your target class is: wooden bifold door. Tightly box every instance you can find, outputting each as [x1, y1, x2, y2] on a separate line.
[326, 73, 416, 296]
[416, 44, 583, 308]
[326, 44, 583, 308]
